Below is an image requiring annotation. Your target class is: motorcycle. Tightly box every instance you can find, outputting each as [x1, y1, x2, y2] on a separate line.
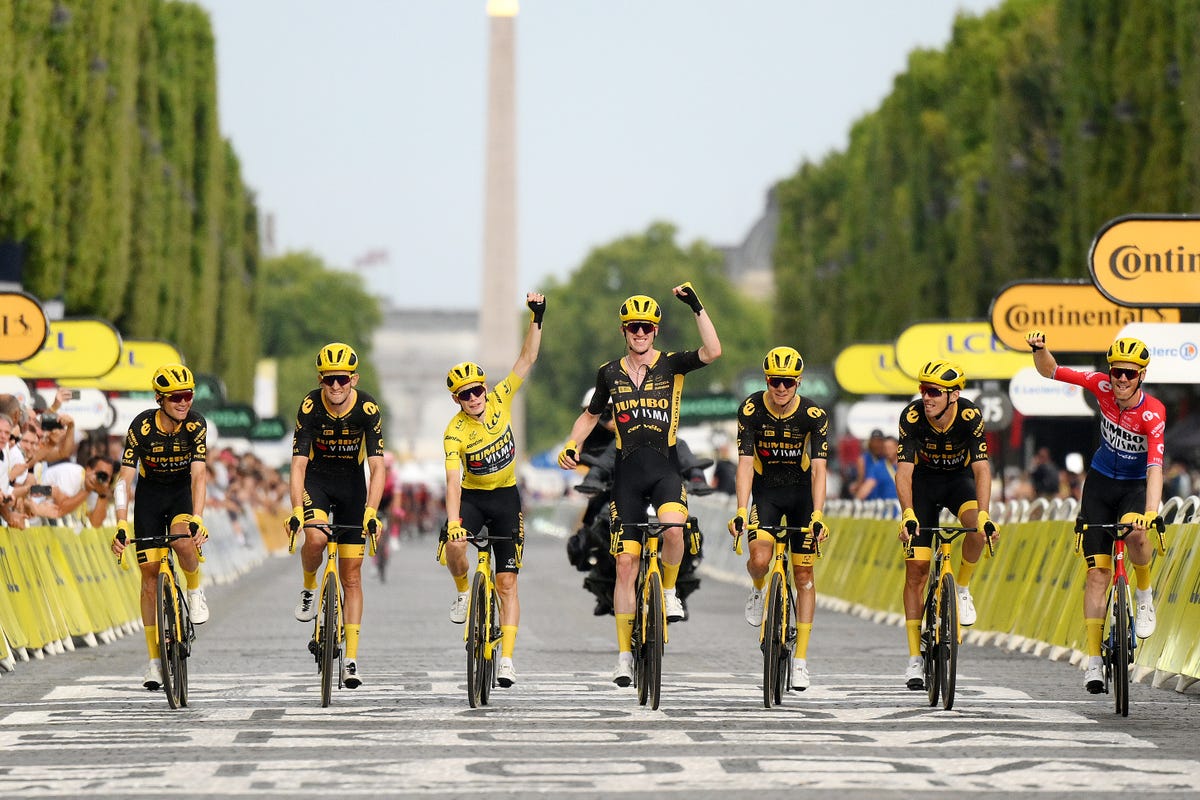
[566, 441, 711, 619]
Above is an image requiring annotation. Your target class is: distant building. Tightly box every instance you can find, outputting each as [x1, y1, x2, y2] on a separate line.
[719, 187, 778, 300]
[373, 304, 478, 463]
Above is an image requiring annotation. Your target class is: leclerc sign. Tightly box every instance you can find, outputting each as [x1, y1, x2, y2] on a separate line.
[1114, 322, 1200, 384]
[989, 280, 1178, 353]
[895, 321, 1029, 381]
[1090, 214, 1200, 306]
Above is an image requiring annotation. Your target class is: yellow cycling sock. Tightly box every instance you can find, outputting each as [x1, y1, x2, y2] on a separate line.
[501, 625, 518, 659]
[1132, 561, 1152, 592]
[344, 623, 360, 659]
[182, 567, 201, 591]
[453, 572, 470, 593]
[751, 573, 766, 590]
[906, 619, 922, 657]
[795, 623, 813, 659]
[615, 613, 634, 652]
[145, 625, 160, 660]
[661, 560, 680, 591]
[956, 557, 978, 588]
[1085, 617, 1104, 657]
[303, 570, 318, 591]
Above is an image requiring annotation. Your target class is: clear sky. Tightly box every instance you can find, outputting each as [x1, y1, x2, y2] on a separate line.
[195, 0, 1001, 310]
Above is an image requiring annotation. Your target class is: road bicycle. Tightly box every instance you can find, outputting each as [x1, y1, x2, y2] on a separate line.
[908, 524, 992, 711]
[1075, 518, 1165, 717]
[291, 521, 364, 708]
[118, 530, 199, 710]
[460, 529, 513, 708]
[610, 517, 699, 710]
[733, 522, 814, 708]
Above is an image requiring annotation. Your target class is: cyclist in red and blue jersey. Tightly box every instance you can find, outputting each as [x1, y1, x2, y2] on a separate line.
[1026, 331, 1166, 694]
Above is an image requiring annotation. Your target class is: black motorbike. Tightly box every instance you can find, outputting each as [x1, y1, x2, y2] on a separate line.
[566, 441, 711, 619]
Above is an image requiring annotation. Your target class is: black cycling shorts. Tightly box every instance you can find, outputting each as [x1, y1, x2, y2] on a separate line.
[1079, 471, 1147, 567]
[611, 448, 687, 543]
[747, 482, 816, 554]
[132, 480, 193, 555]
[460, 485, 524, 573]
[908, 468, 977, 551]
[303, 469, 367, 545]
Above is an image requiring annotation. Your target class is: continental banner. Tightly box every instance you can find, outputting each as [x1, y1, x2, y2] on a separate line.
[989, 280, 1179, 353]
[1089, 214, 1200, 306]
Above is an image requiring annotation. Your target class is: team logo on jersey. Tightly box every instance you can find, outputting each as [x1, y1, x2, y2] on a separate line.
[186, 421, 200, 433]
[124, 448, 134, 461]
[742, 398, 757, 416]
[301, 397, 314, 414]
[807, 407, 823, 419]
[141, 419, 152, 436]
[961, 408, 979, 421]
[464, 427, 515, 475]
[906, 408, 921, 423]
[364, 401, 379, 415]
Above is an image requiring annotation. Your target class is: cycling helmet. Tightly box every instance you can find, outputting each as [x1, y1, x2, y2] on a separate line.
[315, 342, 359, 374]
[618, 295, 662, 325]
[1106, 337, 1150, 368]
[152, 364, 194, 394]
[763, 346, 804, 378]
[446, 362, 486, 394]
[917, 360, 966, 390]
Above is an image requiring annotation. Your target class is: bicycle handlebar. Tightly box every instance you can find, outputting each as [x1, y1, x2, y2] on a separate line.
[115, 531, 204, 570]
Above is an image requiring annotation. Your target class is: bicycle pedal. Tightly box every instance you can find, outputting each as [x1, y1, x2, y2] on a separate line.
[307, 639, 318, 657]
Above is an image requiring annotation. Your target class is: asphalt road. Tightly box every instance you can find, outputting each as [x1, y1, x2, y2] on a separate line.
[2, 528, 1199, 799]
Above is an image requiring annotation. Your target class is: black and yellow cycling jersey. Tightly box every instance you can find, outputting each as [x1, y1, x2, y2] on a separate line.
[443, 372, 524, 491]
[896, 397, 988, 472]
[292, 388, 385, 477]
[586, 351, 706, 460]
[122, 408, 207, 485]
[736, 392, 830, 489]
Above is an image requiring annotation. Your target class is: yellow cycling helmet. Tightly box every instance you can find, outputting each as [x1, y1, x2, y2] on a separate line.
[1107, 337, 1150, 368]
[917, 360, 966, 390]
[763, 346, 804, 378]
[446, 362, 486, 394]
[152, 364, 194, 394]
[618, 295, 662, 325]
[316, 342, 359, 374]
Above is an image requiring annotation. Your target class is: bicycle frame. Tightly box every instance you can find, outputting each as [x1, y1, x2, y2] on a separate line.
[299, 522, 359, 707]
[464, 530, 509, 708]
[915, 526, 979, 711]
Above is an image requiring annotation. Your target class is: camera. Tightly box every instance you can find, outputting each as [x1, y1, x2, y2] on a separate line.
[40, 413, 62, 431]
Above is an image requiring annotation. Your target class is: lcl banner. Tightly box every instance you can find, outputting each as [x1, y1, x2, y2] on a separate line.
[990, 280, 1178, 353]
[1089, 214, 1200, 306]
[894, 320, 1028, 381]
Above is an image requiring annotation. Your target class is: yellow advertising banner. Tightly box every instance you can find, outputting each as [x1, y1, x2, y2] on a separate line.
[989, 280, 1179, 353]
[0, 292, 49, 363]
[834, 343, 915, 395]
[0, 318, 122, 378]
[1089, 214, 1200, 306]
[78, 340, 185, 392]
[895, 320, 1029, 381]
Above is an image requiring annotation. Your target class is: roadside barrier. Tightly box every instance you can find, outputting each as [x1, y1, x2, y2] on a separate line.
[0, 508, 276, 675]
[532, 491, 1200, 693]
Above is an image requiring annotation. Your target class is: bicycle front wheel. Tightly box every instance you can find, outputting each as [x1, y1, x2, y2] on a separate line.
[174, 584, 190, 708]
[319, 578, 338, 708]
[1113, 576, 1130, 717]
[938, 573, 959, 711]
[481, 580, 499, 706]
[923, 579, 939, 707]
[644, 571, 664, 711]
[156, 573, 179, 709]
[466, 572, 488, 708]
[762, 572, 784, 708]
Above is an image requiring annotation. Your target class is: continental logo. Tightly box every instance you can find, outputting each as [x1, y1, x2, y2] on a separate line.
[1090, 215, 1200, 306]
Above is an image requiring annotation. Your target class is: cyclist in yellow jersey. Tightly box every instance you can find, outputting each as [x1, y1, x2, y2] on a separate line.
[728, 347, 829, 690]
[110, 364, 210, 691]
[286, 342, 386, 689]
[895, 360, 999, 690]
[557, 283, 721, 686]
[442, 293, 546, 688]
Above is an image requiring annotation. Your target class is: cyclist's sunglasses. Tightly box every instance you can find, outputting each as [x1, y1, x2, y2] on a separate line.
[918, 384, 946, 398]
[162, 390, 194, 403]
[1109, 367, 1141, 381]
[766, 376, 797, 389]
[622, 322, 657, 335]
[456, 385, 486, 402]
[320, 374, 352, 387]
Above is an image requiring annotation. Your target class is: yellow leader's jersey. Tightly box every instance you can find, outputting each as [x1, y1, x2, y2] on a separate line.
[443, 372, 524, 490]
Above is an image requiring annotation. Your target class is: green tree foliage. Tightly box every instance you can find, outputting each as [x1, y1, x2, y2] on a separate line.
[524, 222, 769, 453]
[258, 251, 384, 418]
[773, 0, 1200, 365]
[0, 1, 259, 399]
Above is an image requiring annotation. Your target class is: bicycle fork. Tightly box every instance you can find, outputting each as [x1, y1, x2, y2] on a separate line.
[464, 552, 502, 661]
[643, 536, 668, 646]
